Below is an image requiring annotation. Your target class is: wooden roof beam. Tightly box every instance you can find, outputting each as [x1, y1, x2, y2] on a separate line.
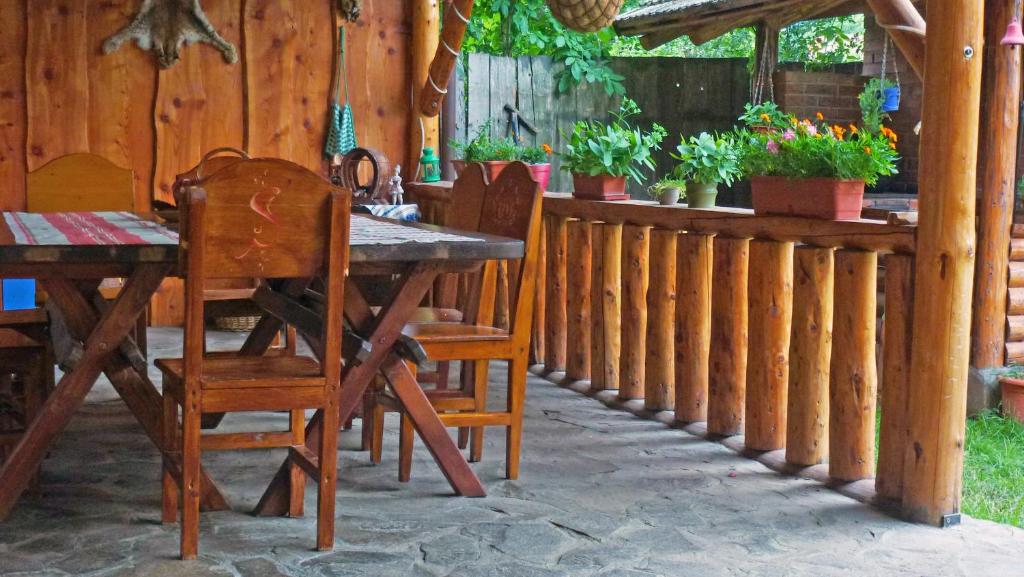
[864, 0, 926, 79]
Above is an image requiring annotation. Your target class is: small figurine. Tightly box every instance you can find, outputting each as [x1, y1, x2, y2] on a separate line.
[387, 164, 405, 205]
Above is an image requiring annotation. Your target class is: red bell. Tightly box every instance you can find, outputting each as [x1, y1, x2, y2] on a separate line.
[1002, 18, 1024, 46]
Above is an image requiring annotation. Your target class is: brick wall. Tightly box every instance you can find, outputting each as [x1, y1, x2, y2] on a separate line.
[774, 63, 863, 129]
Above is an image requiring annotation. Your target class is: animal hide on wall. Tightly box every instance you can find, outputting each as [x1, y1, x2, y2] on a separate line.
[103, 0, 238, 69]
[338, 0, 361, 22]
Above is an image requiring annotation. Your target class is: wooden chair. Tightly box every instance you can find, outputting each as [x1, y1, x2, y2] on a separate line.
[26, 153, 147, 355]
[0, 309, 55, 472]
[371, 161, 543, 481]
[156, 158, 350, 559]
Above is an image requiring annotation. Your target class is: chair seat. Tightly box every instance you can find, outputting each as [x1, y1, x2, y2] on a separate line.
[155, 355, 323, 389]
[402, 322, 509, 344]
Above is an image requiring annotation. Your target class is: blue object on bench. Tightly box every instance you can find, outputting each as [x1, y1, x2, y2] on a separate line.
[2, 279, 36, 311]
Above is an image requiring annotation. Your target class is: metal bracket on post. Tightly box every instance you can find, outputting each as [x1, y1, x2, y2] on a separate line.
[941, 513, 962, 528]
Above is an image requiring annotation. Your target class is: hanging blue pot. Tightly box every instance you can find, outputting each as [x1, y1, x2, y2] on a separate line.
[881, 85, 901, 113]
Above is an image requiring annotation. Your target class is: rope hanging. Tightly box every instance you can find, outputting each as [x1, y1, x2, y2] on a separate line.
[546, 0, 625, 32]
[751, 28, 775, 105]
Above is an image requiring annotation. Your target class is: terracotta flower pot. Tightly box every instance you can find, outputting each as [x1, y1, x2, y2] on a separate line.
[571, 173, 629, 201]
[451, 160, 511, 182]
[999, 376, 1024, 422]
[528, 163, 552, 191]
[751, 176, 865, 220]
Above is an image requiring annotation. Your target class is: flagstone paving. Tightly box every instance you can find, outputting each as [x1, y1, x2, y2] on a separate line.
[1, 329, 1022, 577]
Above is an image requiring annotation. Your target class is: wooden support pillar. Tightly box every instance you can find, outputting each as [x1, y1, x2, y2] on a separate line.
[675, 233, 713, 423]
[829, 250, 878, 482]
[786, 246, 834, 467]
[645, 229, 677, 411]
[708, 237, 749, 436]
[591, 223, 622, 392]
[619, 225, 650, 400]
[566, 220, 592, 382]
[530, 217, 546, 366]
[973, 0, 1023, 368]
[864, 0, 926, 79]
[410, 0, 441, 169]
[904, 0, 985, 526]
[745, 240, 793, 451]
[877, 254, 915, 501]
[544, 215, 568, 372]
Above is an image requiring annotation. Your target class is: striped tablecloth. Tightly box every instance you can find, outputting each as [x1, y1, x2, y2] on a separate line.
[354, 204, 421, 222]
[3, 212, 179, 246]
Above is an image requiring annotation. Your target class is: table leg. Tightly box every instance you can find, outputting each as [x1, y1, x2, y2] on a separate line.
[0, 265, 169, 519]
[253, 264, 485, 516]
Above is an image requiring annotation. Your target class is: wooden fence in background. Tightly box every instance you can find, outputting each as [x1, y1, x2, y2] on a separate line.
[448, 55, 750, 195]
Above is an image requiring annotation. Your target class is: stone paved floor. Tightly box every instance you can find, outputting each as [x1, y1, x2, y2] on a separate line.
[1, 329, 1023, 577]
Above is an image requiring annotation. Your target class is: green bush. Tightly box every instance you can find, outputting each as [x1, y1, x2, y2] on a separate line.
[561, 98, 666, 183]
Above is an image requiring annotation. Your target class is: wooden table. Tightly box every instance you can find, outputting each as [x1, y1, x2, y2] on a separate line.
[0, 211, 522, 518]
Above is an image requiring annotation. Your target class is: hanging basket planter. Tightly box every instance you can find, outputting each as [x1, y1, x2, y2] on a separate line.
[547, 0, 625, 32]
[881, 85, 901, 113]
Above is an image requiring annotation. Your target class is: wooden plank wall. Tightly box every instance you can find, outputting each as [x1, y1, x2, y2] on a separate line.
[0, 0, 414, 325]
[453, 55, 749, 195]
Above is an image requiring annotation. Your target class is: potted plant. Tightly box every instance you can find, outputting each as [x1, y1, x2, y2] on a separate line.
[649, 178, 687, 206]
[738, 101, 790, 134]
[859, 78, 896, 133]
[999, 368, 1024, 422]
[450, 120, 519, 182]
[672, 132, 741, 209]
[519, 143, 554, 191]
[736, 110, 899, 220]
[562, 98, 666, 201]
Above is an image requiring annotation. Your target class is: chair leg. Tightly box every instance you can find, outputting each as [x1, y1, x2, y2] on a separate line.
[135, 312, 148, 360]
[398, 412, 414, 482]
[506, 356, 527, 480]
[360, 390, 374, 451]
[161, 390, 179, 524]
[317, 397, 339, 551]
[370, 399, 385, 465]
[457, 427, 470, 450]
[180, 396, 201, 560]
[288, 410, 306, 518]
[470, 360, 490, 463]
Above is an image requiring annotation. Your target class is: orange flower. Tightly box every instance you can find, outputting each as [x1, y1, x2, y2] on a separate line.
[832, 125, 846, 140]
[760, 113, 771, 123]
[816, 112, 825, 121]
[889, 142, 897, 150]
[849, 124, 858, 135]
[864, 146, 872, 155]
[790, 116, 799, 126]
[542, 143, 553, 155]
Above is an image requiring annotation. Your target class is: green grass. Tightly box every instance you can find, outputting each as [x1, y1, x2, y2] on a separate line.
[961, 411, 1024, 528]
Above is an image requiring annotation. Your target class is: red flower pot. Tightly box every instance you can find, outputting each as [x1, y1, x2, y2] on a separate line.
[451, 160, 511, 183]
[751, 176, 865, 220]
[528, 163, 552, 191]
[572, 173, 629, 201]
[999, 376, 1024, 422]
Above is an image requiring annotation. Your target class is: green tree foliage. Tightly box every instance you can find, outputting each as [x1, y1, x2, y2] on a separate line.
[463, 1, 865, 95]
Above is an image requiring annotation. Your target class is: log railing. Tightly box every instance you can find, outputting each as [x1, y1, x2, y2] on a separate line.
[408, 183, 920, 511]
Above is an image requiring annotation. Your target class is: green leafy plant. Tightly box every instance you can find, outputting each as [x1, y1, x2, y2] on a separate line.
[451, 120, 553, 164]
[519, 143, 553, 165]
[561, 98, 666, 183]
[738, 102, 791, 132]
[648, 177, 687, 200]
[859, 78, 896, 134]
[735, 111, 899, 186]
[672, 132, 742, 186]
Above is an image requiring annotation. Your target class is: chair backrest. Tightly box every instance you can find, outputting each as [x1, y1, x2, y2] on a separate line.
[446, 163, 488, 232]
[172, 148, 251, 205]
[178, 158, 351, 382]
[27, 153, 135, 213]
[470, 162, 543, 339]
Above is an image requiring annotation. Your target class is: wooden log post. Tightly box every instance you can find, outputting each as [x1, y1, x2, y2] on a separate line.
[903, 0, 984, 526]
[619, 225, 650, 400]
[591, 223, 622, 392]
[410, 0, 441, 169]
[675, 233, 713, 422]
[530, 217, 546, 366]
[829, 250, 878, 482]
[708, 237, 749, 436]
[786, 246, 834, 467]
[744, 240, 794, 451]
[877, 254, 915, 501]
[566, 220, 592, 383]
[972, 0, 1022, 368]
[544, 215, 568, 373]
[645, 229, 677, 411]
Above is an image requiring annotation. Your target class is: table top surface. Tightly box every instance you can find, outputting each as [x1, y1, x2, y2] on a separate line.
[0, 211, 523, 267]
